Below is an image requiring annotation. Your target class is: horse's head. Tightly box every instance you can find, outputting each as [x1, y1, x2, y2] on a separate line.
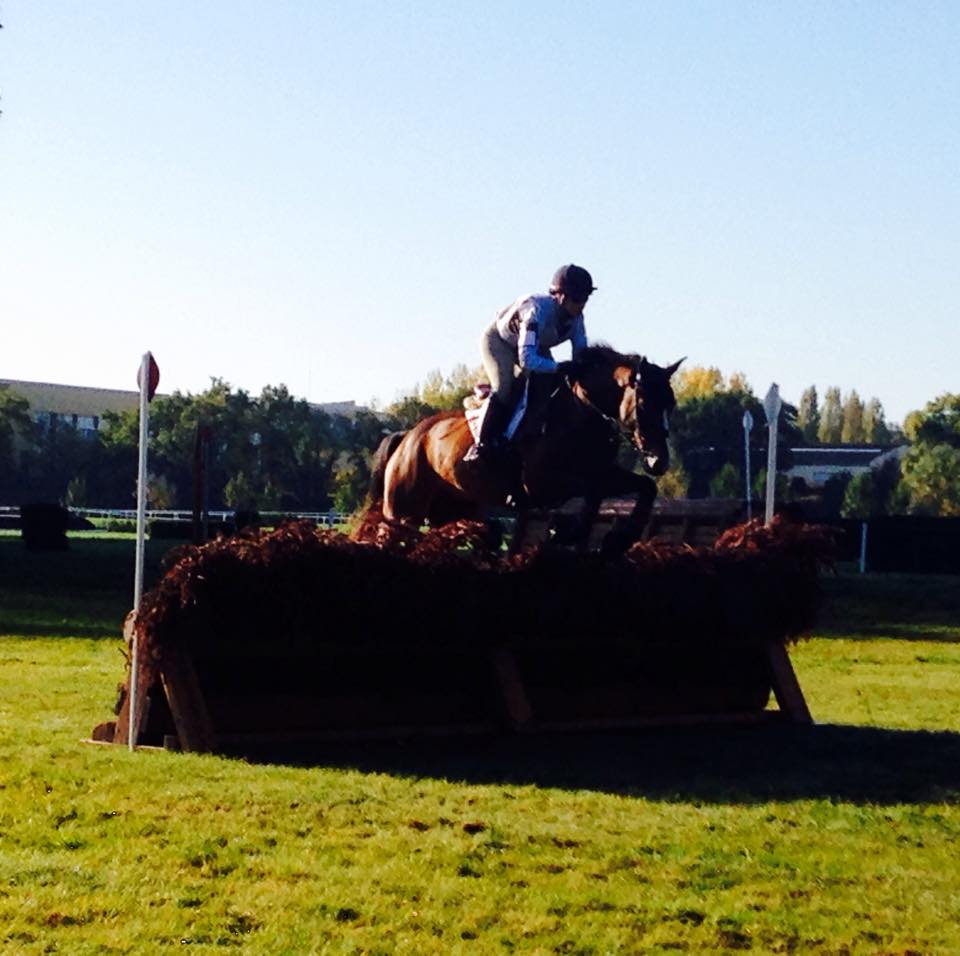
[624, 356, 683, 476]
[565, 347, 683, 477]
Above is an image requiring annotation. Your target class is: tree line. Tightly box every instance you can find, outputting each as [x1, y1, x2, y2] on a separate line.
[1, 365, 958, 517]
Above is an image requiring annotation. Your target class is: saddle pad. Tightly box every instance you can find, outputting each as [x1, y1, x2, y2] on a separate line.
[464, 381, 528, 443]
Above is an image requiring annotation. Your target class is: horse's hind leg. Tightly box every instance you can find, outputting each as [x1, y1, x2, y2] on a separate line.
[382, 446, 430, 525]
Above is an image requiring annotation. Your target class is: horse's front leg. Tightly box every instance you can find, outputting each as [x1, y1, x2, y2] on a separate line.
[597, 469, 658, 557]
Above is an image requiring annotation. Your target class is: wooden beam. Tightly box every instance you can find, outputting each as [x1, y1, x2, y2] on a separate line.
[160, 646, 218, 753]
[766, 642, 813, 724]
[492, 646, 534, 730]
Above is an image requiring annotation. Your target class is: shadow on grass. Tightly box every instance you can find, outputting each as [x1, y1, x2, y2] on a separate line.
[243, 723, 960, 806]
[818, 572, 960, 642]
[0, 535, 169, 638]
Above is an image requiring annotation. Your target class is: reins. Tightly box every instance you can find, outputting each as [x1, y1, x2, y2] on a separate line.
[559, 374, 626, 436]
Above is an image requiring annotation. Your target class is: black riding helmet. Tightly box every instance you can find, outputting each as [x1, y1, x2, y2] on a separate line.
[550, 264, 596, 302]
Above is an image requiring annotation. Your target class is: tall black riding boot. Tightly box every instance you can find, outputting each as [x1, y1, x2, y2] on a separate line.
[464, 396, 509, 463]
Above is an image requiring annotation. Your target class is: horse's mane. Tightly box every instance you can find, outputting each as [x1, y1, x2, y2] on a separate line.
[574, 343, 643, 371]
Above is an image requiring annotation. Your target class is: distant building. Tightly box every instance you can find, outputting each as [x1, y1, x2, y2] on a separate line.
[0, 378, 363, 437]
[0, 379, 141, 438]
[786, 445, 908, 488]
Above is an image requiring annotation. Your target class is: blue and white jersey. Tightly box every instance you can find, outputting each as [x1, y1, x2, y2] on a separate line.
[493, 293, 588, 374]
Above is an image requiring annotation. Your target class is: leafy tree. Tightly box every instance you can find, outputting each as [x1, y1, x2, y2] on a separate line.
[817, 387, 843, 444]
[384, 395, 436, 431]
[223, 471, 258, 511]
[899, 443, 960, 516]
[709, 462, 742, 498]
[897, 394, 960, 516]
[330, 450, 368, 513]
[841, 471, 875, 518]
[820, 472, 852, 519]
[908, 393, 960, 447]
[797, 386, 819, 444]
[862, 398, 891, 444]
[419, 364, 483, 410]
[0, 387, 36, 501]
[671, 390, 801, 498]
[841, 390, 865, 444]
[15, 417, 101, 505]
[656, 461, 690, 500]
[673, 366, 725, 403]
[752, 468, 789, 506]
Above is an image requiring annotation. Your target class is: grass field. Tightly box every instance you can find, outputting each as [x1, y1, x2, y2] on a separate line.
[1, 535, 959, 954]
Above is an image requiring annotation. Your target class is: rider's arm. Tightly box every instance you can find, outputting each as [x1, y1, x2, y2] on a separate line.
[569, 316, 588, 358]
[517, 302, 559, 374]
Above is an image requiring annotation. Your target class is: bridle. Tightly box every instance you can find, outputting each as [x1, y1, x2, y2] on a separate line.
[558, 373, 621, 435]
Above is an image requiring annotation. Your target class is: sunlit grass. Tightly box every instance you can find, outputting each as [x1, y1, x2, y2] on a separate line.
[1, 541, 959, 952]
[1, 632, 958, 954]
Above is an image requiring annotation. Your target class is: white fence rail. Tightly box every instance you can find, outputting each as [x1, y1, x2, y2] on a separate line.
[0, 505, 349, 528]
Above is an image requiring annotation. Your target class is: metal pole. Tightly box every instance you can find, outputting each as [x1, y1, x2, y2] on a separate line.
[859, 521, 868, 574]
[742, 410, 753, 522]
[129, 352, 151, 751]
[763, 384, 782, 526]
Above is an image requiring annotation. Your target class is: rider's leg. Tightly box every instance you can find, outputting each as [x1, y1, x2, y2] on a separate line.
[463, 393, 511, 461]
[465, 325, 516, 462]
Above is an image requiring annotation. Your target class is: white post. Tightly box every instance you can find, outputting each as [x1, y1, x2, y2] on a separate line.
[762, 384, 782, 526]
[742, 410, 754, 522]
[129, 352, 152, 751]
[859, 521, 868, 574]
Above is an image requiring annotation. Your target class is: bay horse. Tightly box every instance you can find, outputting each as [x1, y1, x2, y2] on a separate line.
[365, 346, 683, 555]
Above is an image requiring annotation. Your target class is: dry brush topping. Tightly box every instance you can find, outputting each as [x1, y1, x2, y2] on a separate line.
[134, 516, 835, 657]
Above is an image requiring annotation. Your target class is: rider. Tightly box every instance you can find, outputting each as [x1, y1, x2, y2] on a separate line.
[464, 263, 595, 463]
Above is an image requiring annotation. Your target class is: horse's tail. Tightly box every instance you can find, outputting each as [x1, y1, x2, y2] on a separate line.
[350, 430, 407, 543]
[367, 430, 407, 506]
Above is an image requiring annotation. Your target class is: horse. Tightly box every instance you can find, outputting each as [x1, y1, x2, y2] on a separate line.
[363, 346, 683, 555]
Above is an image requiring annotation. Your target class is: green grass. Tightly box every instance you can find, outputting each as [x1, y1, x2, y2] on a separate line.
[1, 540, 959, 953]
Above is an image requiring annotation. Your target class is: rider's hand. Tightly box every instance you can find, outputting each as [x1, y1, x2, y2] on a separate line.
[556, 361, 575, 380]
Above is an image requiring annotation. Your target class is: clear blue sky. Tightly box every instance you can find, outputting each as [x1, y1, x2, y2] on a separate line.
[2, 2, 958, 425]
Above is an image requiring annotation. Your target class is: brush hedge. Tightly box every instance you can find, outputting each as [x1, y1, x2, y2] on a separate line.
[132, 516, 834, 658]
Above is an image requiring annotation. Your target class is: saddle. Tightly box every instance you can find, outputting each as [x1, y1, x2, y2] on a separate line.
[463, 381, 529, 446]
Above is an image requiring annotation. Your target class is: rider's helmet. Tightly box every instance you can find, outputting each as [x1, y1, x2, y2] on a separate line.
[550, 264, 596, 302]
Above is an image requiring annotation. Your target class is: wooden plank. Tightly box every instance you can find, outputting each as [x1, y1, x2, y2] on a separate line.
[492, 646, 534, 730]
[766, 643, 813, 724]
[112, 615, 157, 747]
[160, 646, 218, 753]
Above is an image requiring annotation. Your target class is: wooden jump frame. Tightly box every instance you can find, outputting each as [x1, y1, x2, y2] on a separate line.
[91, 501, 815, 755]
[97, 634, 811, 754]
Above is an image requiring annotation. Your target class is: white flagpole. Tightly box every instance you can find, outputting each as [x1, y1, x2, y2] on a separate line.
[763, 384, 782, 526]
[742, 410, 754, 522]
[129, 352, 152, 750]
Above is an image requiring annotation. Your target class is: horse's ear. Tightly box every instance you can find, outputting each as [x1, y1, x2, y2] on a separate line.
[666, 357, 686, 377]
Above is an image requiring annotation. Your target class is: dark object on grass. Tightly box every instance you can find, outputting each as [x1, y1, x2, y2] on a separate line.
[20, 503, 70, 551]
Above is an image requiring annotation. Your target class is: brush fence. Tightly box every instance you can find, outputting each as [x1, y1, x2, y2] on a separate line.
[93, 519, 819, 754]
